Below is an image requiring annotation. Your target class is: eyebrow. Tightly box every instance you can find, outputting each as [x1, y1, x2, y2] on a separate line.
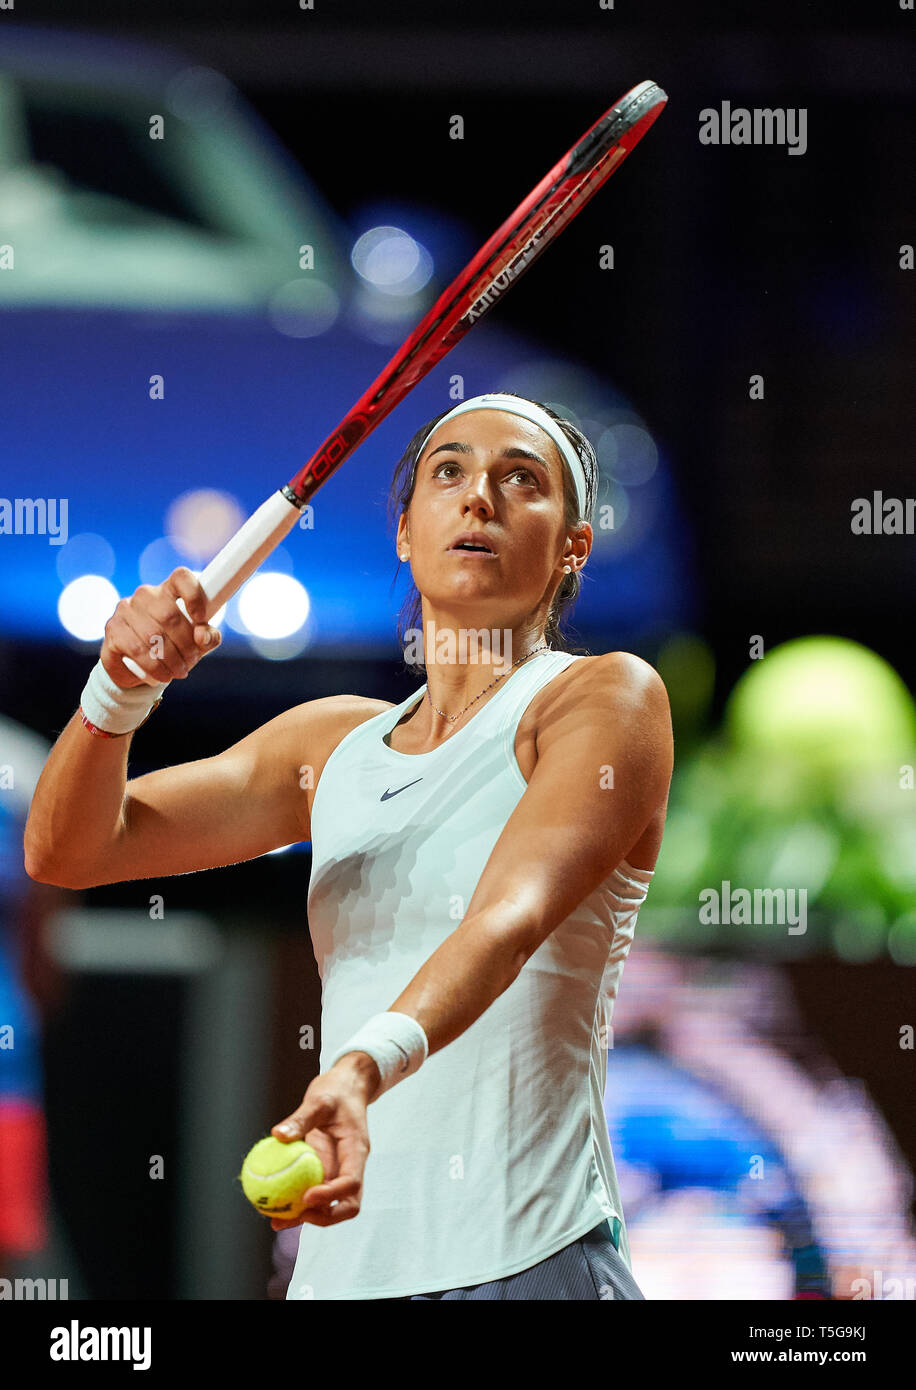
[425, 441, 552, 470]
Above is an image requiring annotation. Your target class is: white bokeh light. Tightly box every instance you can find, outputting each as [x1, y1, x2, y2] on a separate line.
[237, 572, 310, 640]
[166, 489, 246, 564]
[351, 226, 433, 296]
[268, 279, 340, 338]
[597, 422, 659, 486]
[139, 536, 186, 586]
[55, 533, 116, 586]
[58, 575, 120, 641]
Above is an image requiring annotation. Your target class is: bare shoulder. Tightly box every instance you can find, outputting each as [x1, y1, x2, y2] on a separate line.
[581, 650, 667, 683]
[250, 691, 393, 748]
[271, 693, 395, 841]
[578, 650, 668, 697]
[527, 650, 669, 731]
[518, 653, 672, 873]
[307, 692, 396, 722]
[293, 692, 395, 749]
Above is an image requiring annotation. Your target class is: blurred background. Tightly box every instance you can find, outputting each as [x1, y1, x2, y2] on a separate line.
[1, 0, 914, 1300]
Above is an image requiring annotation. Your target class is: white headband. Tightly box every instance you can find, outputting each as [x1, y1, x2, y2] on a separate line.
[416, 393, 589, 520]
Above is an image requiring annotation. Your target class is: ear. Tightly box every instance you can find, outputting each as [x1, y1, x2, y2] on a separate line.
[569, 520, 592, 568]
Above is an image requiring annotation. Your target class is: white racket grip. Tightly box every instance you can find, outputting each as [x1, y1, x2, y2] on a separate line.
[122, 489, 303, 685]
[194, 489, 302, 615]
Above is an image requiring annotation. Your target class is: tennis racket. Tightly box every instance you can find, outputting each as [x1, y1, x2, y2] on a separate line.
[124, 78, 667, 683]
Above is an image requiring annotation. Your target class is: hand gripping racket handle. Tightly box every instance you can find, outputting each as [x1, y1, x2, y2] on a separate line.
[121, 489, 301, 684]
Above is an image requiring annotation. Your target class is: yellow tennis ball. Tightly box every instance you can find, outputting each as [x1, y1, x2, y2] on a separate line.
[239, 1136, 324, 1218]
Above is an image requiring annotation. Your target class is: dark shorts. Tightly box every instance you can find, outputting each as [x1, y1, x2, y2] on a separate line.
[375, 1219, 645, 1301]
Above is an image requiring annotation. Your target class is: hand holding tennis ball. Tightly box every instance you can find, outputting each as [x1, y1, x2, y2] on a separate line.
[241, 1058, 378, 1228]
[239, 1136, 325, 1220]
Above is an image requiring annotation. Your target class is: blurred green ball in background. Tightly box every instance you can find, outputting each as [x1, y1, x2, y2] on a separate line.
[646, 634, 916, 956]
[726, 636, 916, 781]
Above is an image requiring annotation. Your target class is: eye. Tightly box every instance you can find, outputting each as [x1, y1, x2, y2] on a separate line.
[430, 460, 538, 486]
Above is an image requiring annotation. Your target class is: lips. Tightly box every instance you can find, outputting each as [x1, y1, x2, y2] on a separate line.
[448, 531, 498, 555]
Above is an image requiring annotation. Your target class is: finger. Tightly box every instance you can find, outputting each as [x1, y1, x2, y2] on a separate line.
[286, 1127, 336, 1185]
[100, 615, 147, 688]
[325, 1129, 369, 1186]
[106, 608, 185, 683]
[270, 1193, 361, 1231]
[303, 1175, 360, 1208]
[125, 613, 193, 681]
[297, 1130, 368, 1211]
[146, 600, 221, 661]
[290, 1175, 362, 1228]
[296, 1194, 362, 1228]
[193, 624, 222, 651]
[144, 596, 209, 667]
[162, 566, 209, 627]
[271, 1093, 337, 1143]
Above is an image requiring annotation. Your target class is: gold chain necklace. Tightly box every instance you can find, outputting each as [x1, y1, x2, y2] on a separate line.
[425, 642, 551, 724]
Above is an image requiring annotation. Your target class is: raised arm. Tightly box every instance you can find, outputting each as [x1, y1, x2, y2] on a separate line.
[24, 566, 333, 889]
[24, 701, 320, 890]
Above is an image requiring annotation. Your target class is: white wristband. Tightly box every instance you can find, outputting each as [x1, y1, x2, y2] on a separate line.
[326, 1011, 429, 1098]
[80, 659, 171, 735]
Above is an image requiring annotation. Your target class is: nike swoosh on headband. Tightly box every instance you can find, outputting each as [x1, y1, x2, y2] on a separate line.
[380, 778, 424, 801]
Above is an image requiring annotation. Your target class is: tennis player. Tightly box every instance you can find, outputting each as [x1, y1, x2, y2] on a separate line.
[25, 391, 673, 1300]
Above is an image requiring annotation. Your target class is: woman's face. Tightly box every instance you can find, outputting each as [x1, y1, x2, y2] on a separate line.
[396, 408, 589, 624]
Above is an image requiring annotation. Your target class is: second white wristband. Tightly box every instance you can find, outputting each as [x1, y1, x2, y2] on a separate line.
[326, 1011, 429, 1098]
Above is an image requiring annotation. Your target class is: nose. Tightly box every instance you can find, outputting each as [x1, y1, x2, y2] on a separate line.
[461, 471, 496, 517]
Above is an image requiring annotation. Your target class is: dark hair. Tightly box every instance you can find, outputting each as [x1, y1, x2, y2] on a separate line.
[385, 392, 598, 672]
